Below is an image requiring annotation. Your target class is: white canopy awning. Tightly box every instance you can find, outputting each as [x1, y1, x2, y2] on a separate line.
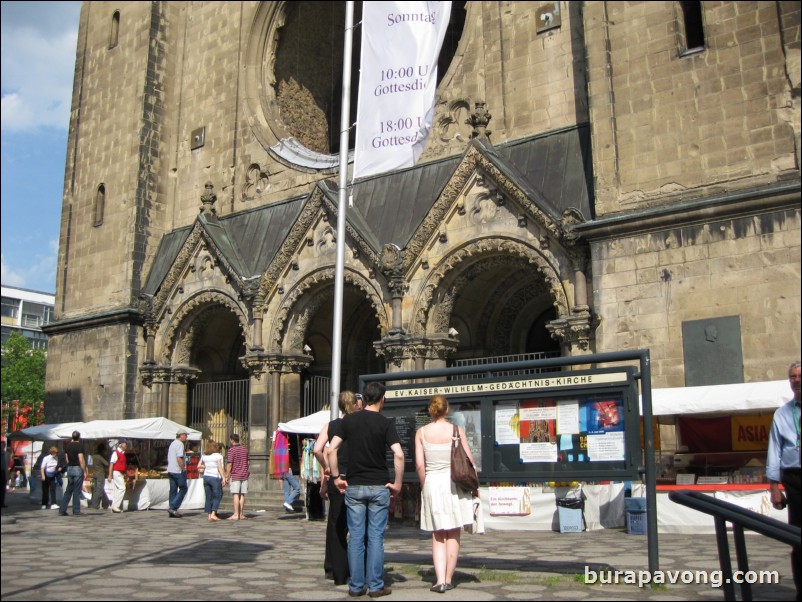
[7, 422, 84, 441]
[8, 417, 201, 441]
[644, 380, 792, 416]
[278, 410, 339, 435]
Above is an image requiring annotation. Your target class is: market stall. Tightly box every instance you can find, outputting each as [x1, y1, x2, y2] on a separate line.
[277, 410, 334, 519]
[10, 417, 205, 511]
[644, 381, 791, 486]
[636, 380, 793, 533]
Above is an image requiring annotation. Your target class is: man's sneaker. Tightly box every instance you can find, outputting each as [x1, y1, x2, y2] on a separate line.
[50, 504, 60, 510]
[283, 502, 294, 513]
[173, 510, 183, 518]
[41, 505, 47, 510]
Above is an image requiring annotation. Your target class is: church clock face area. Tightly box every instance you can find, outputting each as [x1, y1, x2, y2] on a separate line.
[245, 1, 467, 171]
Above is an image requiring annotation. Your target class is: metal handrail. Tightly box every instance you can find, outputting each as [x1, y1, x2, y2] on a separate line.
[669, 489, 800, 601]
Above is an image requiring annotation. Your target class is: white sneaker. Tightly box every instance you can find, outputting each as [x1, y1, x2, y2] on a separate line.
[283, 502, 294, 512]
[41, 505, 47, 509]
[50, 504, 60, 510]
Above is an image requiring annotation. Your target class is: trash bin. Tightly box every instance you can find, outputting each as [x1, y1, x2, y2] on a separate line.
[556, 497, 584, 533]
[625, 497, 647, 535]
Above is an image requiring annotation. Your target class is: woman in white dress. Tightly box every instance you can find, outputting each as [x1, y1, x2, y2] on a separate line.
[415, 395, 477, 593]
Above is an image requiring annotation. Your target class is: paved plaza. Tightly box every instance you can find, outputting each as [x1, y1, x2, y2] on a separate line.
[0, 489, 796, 601]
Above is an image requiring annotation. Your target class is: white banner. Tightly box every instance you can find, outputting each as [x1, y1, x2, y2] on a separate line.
[353, 1, 452, 180]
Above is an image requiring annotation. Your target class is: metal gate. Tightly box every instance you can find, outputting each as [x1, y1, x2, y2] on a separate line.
[303, 375, 331, 416]
[190, 379, 250, 445]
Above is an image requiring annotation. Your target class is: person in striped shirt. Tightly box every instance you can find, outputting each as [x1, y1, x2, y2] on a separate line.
[225, 433, 250, 520]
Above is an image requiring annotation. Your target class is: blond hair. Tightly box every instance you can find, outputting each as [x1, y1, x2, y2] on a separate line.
[339, 390, 358, 415]
[204, 441, 221, 455]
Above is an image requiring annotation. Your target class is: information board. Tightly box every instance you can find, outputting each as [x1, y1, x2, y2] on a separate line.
[382, 367, 640, 482]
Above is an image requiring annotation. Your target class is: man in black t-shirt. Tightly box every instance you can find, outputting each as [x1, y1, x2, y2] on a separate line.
[329, 382, 403, 598]
[58, 431, 87, 516]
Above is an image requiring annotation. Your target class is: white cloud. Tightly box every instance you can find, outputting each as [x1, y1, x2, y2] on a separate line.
[0, 241, 58, 293]
[0, 3, 80, 133]
[1, 252, 28, 288]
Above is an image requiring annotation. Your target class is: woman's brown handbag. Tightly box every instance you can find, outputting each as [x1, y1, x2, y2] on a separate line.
[450, 424, 479, 493]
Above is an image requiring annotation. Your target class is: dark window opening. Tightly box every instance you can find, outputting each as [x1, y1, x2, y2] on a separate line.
[93, 184, 105, 227]
[109, 11, 120, 49]
[679, 1, 704, 54]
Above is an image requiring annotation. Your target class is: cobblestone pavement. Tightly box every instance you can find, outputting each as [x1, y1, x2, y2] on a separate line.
[0, 490, 796, 601]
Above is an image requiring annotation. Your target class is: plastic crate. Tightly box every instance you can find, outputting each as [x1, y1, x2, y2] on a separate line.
[627, 510, 647, 535]
[624, 497, 646, 512]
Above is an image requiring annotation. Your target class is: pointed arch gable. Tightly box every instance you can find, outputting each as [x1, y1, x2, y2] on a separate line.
[403, 141, 569, 277]
[149, 220, 250, 321]
[257, 182, 385, 311]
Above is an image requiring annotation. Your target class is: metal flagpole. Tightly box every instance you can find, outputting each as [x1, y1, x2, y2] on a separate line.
[330, 1, 354, 422]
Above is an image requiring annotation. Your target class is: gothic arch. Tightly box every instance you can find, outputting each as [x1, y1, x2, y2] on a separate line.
[267, 267, 389, 353]
[158, 290, 250, 366]
[412, 237, 570, 337]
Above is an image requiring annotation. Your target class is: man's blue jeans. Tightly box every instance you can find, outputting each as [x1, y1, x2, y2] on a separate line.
[283, 471, 300, 505]
[344, 485, 390, 593]
[168, 471, 188, 511]
[59, 466, 84, 515]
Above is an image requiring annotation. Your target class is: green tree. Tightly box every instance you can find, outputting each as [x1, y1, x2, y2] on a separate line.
[1, 332, 47, 425]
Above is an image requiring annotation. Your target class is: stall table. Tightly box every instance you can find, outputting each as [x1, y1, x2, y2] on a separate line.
[104, 477, 205, 511]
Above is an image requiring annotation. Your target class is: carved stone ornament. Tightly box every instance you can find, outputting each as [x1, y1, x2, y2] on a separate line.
[381, 243, 403, 273]
[140, 364, 200, 387]
[240, 351, 269, 379]
[467, 101, 492, 140]
[243, 164, 269, 201]
[436, 98, 471, 143]
[546, 308, 600, 352]
[173, 366, 201, 385]
[559, 208, 587, 246]
[373, 334, 459, 368]
[200, 181, 217, 216]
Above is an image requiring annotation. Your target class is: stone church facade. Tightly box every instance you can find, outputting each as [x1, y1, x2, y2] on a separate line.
[45, 1, 800, 491]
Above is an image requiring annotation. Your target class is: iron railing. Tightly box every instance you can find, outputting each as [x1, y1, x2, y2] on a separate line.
[668, 489, 801, 601]
[303, 375, 331, 415]
[190, 379, 250, 445]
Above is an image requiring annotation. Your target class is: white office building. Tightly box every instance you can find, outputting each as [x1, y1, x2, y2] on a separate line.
[1, 286, 55, 350]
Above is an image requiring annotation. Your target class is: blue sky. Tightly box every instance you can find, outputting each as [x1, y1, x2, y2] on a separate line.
[1, 1, 82, 294]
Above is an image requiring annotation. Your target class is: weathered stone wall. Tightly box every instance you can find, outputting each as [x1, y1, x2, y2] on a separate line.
[591, 208, 801, 388]
[57, 2, 154, 317]
[45, 322, 142, 422]
[585, 1, 798, 216]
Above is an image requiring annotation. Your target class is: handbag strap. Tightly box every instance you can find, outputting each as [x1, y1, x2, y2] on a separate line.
[452, 423, 459, 448]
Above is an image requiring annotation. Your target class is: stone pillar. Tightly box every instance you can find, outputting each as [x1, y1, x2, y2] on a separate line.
[266, 357, 283, 435]
[252, 315, 263, 350]
[171, 367, 199, 426]
[243, 356, 269, 494]
[571, 253, 589, 310]
[160, 379, 171, 418]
